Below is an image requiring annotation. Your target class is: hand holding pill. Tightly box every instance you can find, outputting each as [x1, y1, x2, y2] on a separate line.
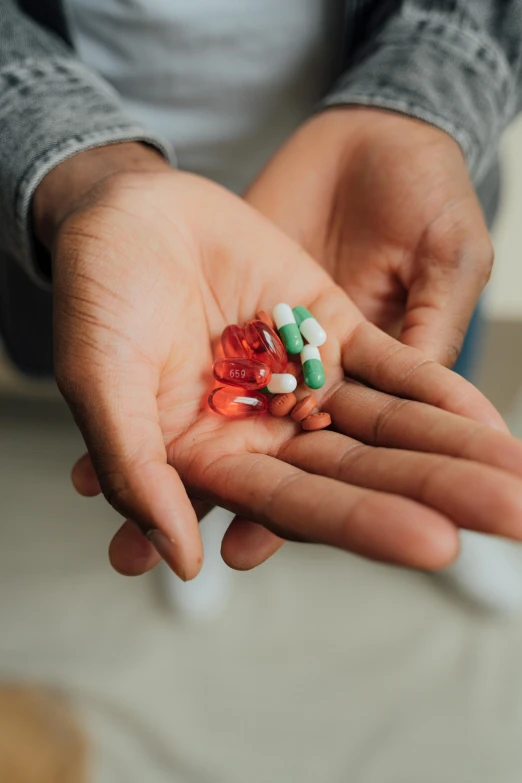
[246, 108, 493, 369]
[46, 162, 522, 583]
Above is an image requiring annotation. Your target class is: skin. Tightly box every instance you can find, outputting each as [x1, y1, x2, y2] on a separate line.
[246, 107, 493, 367]
[33, 139, 522, 581]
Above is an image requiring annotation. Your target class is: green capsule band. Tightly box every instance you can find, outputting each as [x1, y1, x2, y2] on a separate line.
[292, 306, 312, 327]
[278, 323, 303, 354]
[300, 345, 325, 390]
[273, 303, 304, 355]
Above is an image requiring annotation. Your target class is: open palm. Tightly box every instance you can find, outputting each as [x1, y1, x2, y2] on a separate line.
[247, 107, 493, 367]
[55, 169, 522, 580]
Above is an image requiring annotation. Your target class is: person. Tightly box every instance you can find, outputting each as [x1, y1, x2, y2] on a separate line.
[2, 0, 522, 582]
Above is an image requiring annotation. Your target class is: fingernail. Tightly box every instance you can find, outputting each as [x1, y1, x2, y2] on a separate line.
[147, 529, 187, 581]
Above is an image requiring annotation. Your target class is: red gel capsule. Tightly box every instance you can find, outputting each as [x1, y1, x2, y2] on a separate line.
[221, 325, 253, 359]
[244, 319, 287, 373]
[208, 387, 268, 418]
[213, 358, 271, 390]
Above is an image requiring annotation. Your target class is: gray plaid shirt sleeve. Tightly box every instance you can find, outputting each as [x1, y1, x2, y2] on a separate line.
[0, 0, 175, 286]
[322, 0, 522, 185]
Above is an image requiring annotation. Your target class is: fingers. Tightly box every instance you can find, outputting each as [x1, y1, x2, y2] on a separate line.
[104, 458, 202, 581]
[279, 431, 522, 542]
[71, 451, 215, 576]
[398, 204, 493, 367]
[221, 518, 284, 570]
[178, 451, 458, 570]
[109, 521, 161, 576]
[72, 453, 216, 519]
[71, 453, 101, 496]
[59, 368, 203, 582]
[72, 443, 287, 574]
[323, 380, 522, 478]
[341, 321, 506, 431]
[73, 443, 285, 574]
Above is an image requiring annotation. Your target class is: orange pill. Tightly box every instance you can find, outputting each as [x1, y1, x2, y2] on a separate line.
[285, 361, 303, 381]
[256, 310, 275, 330]
[269, 392, 297, 417]
[301, 412, 331, 431]
[291, 395, 317, 422]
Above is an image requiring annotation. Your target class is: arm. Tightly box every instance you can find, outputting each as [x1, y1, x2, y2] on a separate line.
[246, 0, 521, 365]
[324, 0, 522, 183]
[0, 0, 174, 284]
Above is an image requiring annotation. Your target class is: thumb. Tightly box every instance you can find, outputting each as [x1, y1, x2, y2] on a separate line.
[399, 205, 493, 367]
[57, 358, 204, 581]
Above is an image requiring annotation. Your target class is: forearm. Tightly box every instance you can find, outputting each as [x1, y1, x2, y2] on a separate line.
[33, 142, 168, 251]
[0, 0, 174, 284]
[323, 0, 522, 183]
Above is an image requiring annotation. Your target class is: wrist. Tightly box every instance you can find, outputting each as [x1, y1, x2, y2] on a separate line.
[33, 142, 169, 249]
[310, 106, 462, 157]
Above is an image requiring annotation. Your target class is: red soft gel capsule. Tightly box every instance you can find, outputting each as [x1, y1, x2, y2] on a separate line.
[221, 325, 253, 359]
[208, 387, 268, 418]
[244, 319, 287, 373]
[212, 358, 271, 390]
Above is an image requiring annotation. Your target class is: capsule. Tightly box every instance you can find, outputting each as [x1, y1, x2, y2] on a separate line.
[293, 306, 327, 347]
[262, 373, 297, 395]
[212, 358, 271, 390]
[273, 303, 304, 354]
[221, 325, 253, 359]
[300, 345, 325, 389]
[255, 310, 275, 330]
[245, 319, 287, 372]
[208, 387, 268, 418]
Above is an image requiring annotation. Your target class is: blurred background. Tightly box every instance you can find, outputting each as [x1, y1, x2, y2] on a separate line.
[1, 120, 522, 783]
[478, 116, 522, 420]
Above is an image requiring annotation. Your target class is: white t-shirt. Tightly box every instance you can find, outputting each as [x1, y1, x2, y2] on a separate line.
[68, 0, 345, 193]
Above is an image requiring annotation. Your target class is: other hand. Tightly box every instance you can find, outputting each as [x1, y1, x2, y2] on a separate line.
[35, 144, 522, 581]
[246, 107, 493, 367]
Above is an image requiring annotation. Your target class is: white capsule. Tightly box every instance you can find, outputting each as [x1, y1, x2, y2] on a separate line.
[300, 345, 321, 363]
[266, 373, 297, 394]
[300, 319, 326, 347]
[273, 303, 296, 329]
[293, 306, 327, 347]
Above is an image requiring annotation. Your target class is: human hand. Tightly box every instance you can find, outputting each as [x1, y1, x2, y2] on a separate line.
[246, 107, 493, 367]
[36, 144, 522, 581]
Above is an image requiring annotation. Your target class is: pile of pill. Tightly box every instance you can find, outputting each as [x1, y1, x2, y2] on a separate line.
[208, 304, 332, 431]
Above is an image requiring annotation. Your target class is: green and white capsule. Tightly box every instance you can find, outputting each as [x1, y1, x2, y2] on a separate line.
[262, 373, 297, 395]
[293, 306, 326, 347]
[300, 345, 325, 390]
[273, 303, 304, 355]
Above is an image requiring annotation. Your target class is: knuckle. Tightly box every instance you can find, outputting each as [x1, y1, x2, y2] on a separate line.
[443, 342, 462, 369]
[372, 397, 411, 444]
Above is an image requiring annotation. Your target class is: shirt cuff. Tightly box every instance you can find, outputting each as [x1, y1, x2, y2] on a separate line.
[0, 57, 176, 288]
[320, 7, 514, 185]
